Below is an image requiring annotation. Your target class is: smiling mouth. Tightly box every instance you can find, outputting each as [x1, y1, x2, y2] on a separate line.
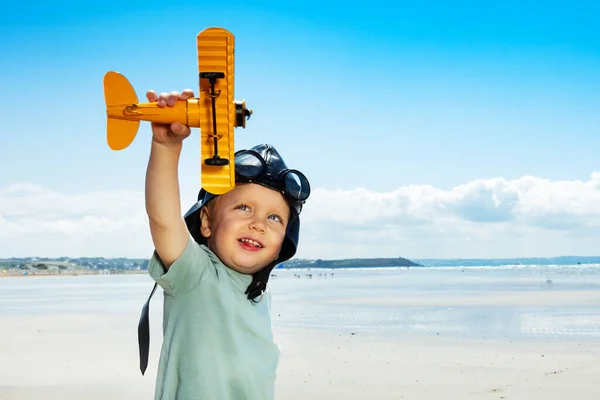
[239, 238, 263, 248]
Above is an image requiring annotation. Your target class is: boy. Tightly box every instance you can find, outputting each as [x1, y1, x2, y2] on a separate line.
[138, 88, 310, 400]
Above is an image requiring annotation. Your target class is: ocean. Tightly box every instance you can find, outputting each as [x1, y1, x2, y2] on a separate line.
[2, 264, 600, 342]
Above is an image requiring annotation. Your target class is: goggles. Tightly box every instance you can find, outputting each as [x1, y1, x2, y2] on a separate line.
[234, 149, 311, 213]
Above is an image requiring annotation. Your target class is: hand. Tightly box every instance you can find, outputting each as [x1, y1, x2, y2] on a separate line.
[146, 89, 195, 146]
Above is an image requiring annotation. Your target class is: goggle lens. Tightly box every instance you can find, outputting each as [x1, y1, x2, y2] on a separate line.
[283, 171, 310, 201]
[235, 151, 264, 178]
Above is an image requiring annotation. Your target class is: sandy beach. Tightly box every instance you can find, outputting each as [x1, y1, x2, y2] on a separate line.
[0, 314, 598, 399]
[1, 269, 599, 399]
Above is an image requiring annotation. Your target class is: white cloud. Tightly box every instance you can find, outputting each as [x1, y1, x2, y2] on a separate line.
[298, 172, 600, 259]
[0, 184, 151, 258]
[1, 172, 599, 259]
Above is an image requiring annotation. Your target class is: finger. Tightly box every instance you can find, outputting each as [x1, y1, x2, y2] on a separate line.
[146, 90, 158, 102]
[180, 89, 195, 100]
[170, 122, 191, 136]
[157, 92, 170, 107]
[165, 91, 180, 107]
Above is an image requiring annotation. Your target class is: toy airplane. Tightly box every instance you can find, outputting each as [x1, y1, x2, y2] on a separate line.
[102, 27, 251, 195]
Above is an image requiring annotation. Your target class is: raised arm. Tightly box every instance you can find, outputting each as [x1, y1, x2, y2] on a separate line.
[145, 89, 194, 269]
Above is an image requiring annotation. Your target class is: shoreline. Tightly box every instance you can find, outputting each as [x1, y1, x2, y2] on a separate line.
[0, 269, 146, 278]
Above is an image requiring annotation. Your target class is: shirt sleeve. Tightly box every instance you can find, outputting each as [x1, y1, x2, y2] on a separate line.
[147, 234, 212, 296]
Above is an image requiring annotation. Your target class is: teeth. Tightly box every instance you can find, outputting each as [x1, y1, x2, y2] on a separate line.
[241, 238, 262, 248]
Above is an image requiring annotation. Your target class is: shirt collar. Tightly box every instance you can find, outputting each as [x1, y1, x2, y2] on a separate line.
[200, 245, 253, 293]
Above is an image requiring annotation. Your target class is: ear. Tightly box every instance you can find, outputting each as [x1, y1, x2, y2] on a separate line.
[199, 207, 212, 238]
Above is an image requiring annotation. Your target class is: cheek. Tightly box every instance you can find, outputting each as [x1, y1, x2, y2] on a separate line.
[273, 230, 286, 245]
[213, 218, 241, 242]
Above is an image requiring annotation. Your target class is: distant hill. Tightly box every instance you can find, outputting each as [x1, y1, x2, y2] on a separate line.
[412, 256, 600, 267]
[278, 257, 420, 269]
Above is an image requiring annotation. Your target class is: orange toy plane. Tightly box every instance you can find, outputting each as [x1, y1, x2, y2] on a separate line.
[102, 27, 251, 195]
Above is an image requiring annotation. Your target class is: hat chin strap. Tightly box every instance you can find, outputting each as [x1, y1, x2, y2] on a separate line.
[245, 261, 275, 301]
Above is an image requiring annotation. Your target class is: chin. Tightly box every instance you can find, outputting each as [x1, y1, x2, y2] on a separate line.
[230, 259, 269, 274]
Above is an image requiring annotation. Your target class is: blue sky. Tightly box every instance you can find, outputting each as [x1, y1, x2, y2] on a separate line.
[1, 1, 599, 259]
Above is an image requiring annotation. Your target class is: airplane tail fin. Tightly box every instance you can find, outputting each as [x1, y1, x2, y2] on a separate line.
[103, 71, 140, 150]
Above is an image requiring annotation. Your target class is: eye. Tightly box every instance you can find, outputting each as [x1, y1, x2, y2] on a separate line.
[235, 203, 250, 212]
[268, 214, 283, 224]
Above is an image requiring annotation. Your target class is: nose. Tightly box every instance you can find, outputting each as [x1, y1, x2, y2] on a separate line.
[249, 217, 266, 233]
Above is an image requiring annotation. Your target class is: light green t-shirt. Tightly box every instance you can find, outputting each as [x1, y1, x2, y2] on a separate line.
[148, 235, 280, 400]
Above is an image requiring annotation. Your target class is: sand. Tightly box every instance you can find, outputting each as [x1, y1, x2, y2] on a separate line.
[1, 312, 599, 399]
[276, 328, 600, 399]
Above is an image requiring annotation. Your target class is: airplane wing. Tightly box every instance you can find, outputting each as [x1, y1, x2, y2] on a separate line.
[197, 27, 236, 195]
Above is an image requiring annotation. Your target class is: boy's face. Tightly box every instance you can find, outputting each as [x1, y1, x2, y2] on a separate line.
[200, 183, 290, 275]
